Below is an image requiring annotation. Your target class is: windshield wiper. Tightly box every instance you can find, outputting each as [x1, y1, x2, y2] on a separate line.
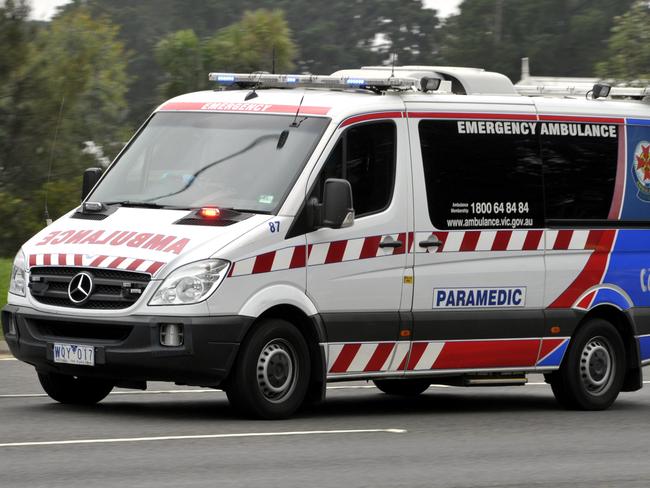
[230, 208, 273, 215]
[103, 201, 192, 210]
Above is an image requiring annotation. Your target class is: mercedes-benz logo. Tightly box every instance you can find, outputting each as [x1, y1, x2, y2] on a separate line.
[68, 272, 94, 305]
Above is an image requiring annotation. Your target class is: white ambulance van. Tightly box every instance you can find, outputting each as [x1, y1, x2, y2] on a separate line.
[4, 66, 650, 419]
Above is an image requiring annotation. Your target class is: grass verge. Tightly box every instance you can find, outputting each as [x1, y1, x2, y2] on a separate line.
[0, 258, 11, 340]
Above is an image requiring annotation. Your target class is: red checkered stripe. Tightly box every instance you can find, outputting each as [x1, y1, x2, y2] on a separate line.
[28, 253, 165, 276]
[327, 342, 411, 374]
[228, 229, 607, 277]
[327, 337, 569, 375]
[415, 229, 602, 253]
[229, 233, 413, 277]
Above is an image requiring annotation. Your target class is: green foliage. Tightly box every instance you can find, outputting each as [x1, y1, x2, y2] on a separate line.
[18, 9, 131, 187]
[205, 9, 295, 73]
[156, 29, 205, 99]
[156, 9, 296, 99]
[0, 258, 11, 321]
[60, 0, 442, 123]
[441, 0, 635, 80]
[0, 192, 43, 257]
[596, 1, 650, 79]
[0, 6, 131, 256]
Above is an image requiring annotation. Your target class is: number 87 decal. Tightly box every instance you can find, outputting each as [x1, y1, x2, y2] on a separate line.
[269, 221, 280, 233]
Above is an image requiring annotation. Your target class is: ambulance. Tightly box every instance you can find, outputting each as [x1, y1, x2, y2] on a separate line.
[4, 65, 650, 419]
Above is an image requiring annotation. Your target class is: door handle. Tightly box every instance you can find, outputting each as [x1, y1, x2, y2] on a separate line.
[419, 234, 443, 248]
[379, 236, 403, 249]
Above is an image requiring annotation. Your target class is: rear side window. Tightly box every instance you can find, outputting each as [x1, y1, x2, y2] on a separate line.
[314, 121, 396, 217]
[418, 120, 544, 229]
[541, 127, 618, 220]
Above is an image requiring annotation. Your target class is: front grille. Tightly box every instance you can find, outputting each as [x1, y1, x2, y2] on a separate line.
[29, 267, 151, 310]
[28, 318, 132, 342]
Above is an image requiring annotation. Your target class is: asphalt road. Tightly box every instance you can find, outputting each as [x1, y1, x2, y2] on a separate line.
[1, 357, 650, 488]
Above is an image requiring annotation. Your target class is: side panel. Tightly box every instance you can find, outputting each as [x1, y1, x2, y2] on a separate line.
[544, 119, 650, 368]
[407, 106, 547, 373]
[304, 116, 413, 378]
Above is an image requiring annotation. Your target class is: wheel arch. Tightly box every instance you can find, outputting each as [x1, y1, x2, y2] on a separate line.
[578, 304, 641, 392]
[235, 300, 327, 405]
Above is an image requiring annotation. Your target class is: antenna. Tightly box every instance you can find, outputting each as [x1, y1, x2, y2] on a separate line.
[272, 45, 276, 75]
[291, 95, 305, 127]
[244, 72, 264, 101]
[44, 96, 65, 226]
[390, 52, 397, 78]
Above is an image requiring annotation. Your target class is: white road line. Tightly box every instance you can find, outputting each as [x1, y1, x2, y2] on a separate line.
[0, 428, 408, 448]
[0, 358, 17, 361]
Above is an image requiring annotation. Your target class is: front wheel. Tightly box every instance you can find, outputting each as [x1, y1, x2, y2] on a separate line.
[225, 319, 311, 419]
[550, 318, 625, 410]
[38, 372, 114, 405]
[373, 378, 430, 396]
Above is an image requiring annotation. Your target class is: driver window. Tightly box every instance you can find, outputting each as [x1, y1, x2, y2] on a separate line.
[312, 121, 396, 217]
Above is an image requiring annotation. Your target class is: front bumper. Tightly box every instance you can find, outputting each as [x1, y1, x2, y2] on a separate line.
[1, 305, 253, 387]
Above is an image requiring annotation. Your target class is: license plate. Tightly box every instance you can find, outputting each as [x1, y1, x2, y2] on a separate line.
[53, 343, 95, 366]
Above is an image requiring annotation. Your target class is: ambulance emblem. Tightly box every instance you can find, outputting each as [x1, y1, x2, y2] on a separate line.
[633, 141, 650, 201]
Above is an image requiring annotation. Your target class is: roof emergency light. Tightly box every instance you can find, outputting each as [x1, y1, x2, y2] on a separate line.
[199, 207, 221, 219]
[208, 72, 435, 92]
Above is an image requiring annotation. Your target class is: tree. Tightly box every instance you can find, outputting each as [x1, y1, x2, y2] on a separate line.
[0, 0, 32, 190]
[155, 30, 205, 100]
[0, 7, 131, 256]
[156, 10, 296, 99]
[596, 1, 650, 79]
[204, 9, 295, 73]
[6, 8, 131, 193]
[441, 0, 635, 80]
[60, 0, 443, 123]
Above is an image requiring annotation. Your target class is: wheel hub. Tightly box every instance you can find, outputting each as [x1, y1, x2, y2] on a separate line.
[580, 337, 614, 395]
[256, 339, 297, 403]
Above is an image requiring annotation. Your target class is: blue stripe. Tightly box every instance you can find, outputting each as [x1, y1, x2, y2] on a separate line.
[627, 118, 650, 126]
[537, 340, 569, 367]
[591, 288, 632, 311]
[639, 336, 650, 362]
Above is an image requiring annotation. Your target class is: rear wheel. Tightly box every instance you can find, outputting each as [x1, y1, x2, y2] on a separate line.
[225, 319, 310, 419]
[38, 372, 113, 405]
[550, 318, 625, 410]
[373, 378, 430, 396]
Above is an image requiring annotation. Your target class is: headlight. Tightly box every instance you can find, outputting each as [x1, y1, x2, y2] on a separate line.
[149, 259, 229, 306]
[9, 250, 26, 297]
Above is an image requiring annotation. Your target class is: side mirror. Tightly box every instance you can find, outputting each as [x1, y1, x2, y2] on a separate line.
[81, 167, 103, 200]
[320, 178, 354, 229]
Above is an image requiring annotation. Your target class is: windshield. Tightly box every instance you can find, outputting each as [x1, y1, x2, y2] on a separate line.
[89, 112, 330, 213]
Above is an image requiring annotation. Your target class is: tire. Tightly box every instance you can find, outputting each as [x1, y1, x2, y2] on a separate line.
[373, 378, 430, 396]
[550, 318, 625, 410]
[38, 372, 113, 405]
[225, 319, 311, 419]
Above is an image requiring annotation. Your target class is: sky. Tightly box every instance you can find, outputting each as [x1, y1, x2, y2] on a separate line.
[27, 0, 462, 21]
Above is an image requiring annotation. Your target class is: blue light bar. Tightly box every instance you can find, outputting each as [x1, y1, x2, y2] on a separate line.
[207, 72, 432, 92]
[346, 78, 365, 86]
[216, 74, 235, 84]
